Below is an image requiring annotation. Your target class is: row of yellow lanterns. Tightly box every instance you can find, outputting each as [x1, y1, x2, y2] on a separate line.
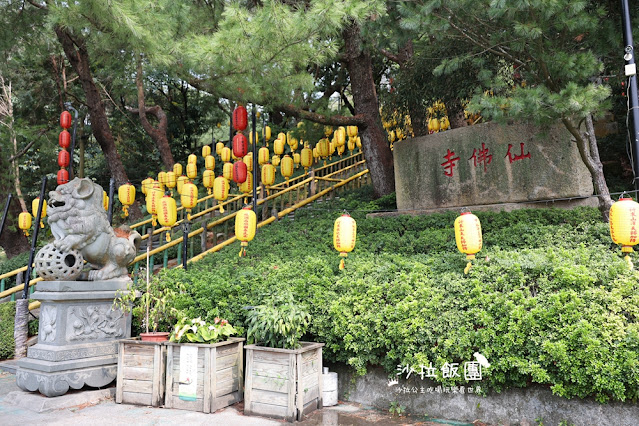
[454, 195, 639, 273]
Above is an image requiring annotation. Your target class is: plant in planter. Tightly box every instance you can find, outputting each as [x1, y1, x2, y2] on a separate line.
[164, 316, 245, 413]
[113, 273, 184, 341]
[243, 294, 324, 422]
[113, 272, 185, 407]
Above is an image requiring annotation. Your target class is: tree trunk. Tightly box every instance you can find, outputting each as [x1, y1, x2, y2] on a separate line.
[447, 100, 469, 130]
[129, 55, 174, 171]
[343, 23, 395, 198]
[0, 193, 30, 258]
[54, 27, 141, 220]
[562, 115, 612, 221]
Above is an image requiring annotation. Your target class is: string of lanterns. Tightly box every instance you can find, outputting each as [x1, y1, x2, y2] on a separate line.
[58, 111, 72, 185]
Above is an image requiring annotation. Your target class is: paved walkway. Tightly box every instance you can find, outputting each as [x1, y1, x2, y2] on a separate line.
[0, 368, 457, 425]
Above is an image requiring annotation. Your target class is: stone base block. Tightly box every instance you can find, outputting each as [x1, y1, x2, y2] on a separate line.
[16, 364, 117, 397]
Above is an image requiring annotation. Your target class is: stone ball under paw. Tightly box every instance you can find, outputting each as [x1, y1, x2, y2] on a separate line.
[34, 243, 84, 281]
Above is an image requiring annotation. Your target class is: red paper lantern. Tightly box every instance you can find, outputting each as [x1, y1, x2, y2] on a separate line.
[59, 130, 71, 148]
[232, 105, 248, 131]
[233, 133, 248, 158]
[233, 160, 247, 184]
[57, 169, 69, 185]
[60, 111, 72, 129]
[57, 150, 70, 168]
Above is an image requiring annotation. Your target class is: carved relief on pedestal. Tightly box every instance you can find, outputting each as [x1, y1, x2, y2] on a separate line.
[40, 306, 57, 343]
[66, 305, 126, 342]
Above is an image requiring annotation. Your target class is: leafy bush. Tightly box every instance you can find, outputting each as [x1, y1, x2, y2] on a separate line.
[0, 302, 15, 359]
[156, 186, 639, 402]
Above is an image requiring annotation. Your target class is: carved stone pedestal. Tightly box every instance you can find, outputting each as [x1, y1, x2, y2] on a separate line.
[16, 280, 132, 397]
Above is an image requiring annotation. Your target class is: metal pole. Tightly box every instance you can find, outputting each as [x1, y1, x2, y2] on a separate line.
[64, 103, 79, 179]
[182, 221, 190, 271]
[23, 177, 47, 300]
[107, 177, 115, 225]
[0, 194, 12, 239]
[621, 0, 639, 193]
[252, 105, 258, 214]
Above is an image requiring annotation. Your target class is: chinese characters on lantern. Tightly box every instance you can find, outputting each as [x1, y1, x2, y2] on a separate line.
[441, 143, 531, 177]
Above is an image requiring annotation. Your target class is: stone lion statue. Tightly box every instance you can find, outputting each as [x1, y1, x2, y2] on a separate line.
[47, 178, 141, 281]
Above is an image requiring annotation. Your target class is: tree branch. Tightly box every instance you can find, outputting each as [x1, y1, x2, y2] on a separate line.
[277, 104, 366, 127]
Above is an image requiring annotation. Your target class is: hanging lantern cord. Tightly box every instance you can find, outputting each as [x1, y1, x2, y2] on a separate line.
[239, 242, 248, 257]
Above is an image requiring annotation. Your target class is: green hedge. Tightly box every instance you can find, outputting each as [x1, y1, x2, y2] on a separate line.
[154, 187, 638, 403]
[0, 302, 15, 359]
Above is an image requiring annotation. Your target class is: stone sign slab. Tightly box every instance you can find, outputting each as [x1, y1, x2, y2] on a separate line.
[393, 122, 594, 211]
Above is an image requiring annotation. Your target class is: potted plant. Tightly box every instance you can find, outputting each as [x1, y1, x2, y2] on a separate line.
[113, 267, 184, 407]
[164, 316, 245, 413]
[243, 294, 324, 422]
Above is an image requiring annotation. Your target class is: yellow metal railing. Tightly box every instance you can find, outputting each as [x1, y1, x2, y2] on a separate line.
[0, 151, 367, 308]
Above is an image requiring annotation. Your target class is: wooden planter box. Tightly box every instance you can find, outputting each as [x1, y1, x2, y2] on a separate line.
[164, 338, 245, 413]
[115, 339, 166, 406]
[244, 342, 324, 422]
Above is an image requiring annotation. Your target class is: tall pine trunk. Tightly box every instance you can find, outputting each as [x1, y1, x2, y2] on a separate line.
[343, 23, 395, 198]
[55, 27, 141, 219]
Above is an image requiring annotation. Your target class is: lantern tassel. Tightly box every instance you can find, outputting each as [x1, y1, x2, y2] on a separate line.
[219, 205, 225, 213]
[152, 216, 157, 227]
[123, 206, 129, 217]
[40, 221, 44, 229]
[464, 261, 472, 274]
[166, 232, 171, 243]
[625, 254, 633, 270]
[339, 258, 345, 270]
[23, 230, 29, 237]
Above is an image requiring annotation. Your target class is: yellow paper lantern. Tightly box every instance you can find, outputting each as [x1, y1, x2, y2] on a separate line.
[103, 191, 109, 211]
[202, 145, 211, 158]
[240, 171, 253, 197]
[335, 127, 346, 146]
[177, 175, 188, 195]
[277, 132, 286, 143]
[337, 143, 345, 156]
[188, 153, 197, 165]
[141, 177, 154, 195]
[261, 163, 275, 188]
[313, 147, 319, 159]
[347, 126, 358, 138]
[347, 137, 356, 152]
[173, 163, 183, 177]
[333, 213, 357, 270]
[324, 126, 333, 137]
[186, 162, 197, 179]
[31, 197, 47, 228]
[356, 136, 362, 149]
[158, 195, 177, 241]
[610, 196, 639, 269]
[289, 138, 299, 151]
[223, 162, 234, 181]
[258, 147, 270, 165]
[18, 211, 32, 237]
[293, 152, 301, 168]
[243, 152, 254, 172]
[165, 171, 177, 192]
[281, 155, 294, 183]
[235, 206, 257, 257]
[221, 147, 231, 163]
[181, 182, 198, 220]
[203, 169, 215, 195]
[249, 131, 259, 145]
[146, 183, 163, 226]
[274, 138, 285, 156]
[454, 211, 483, 274]
[158, 171, 167, 189]
[264, 126, 272, 141]
[205, 155, 215, 171]
[318, 138, 329, 158]
[213, 176, 230, 213]
[271, 155, 281, 167]
[216, 141, 225, 156]
[118, 183, 136, 217]
[301, 147, 313, 173]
